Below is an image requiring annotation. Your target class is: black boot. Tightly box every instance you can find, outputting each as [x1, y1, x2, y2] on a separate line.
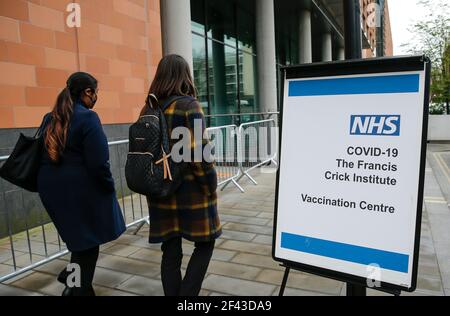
[57, 267, 70, 285]
[72, 286, 96, 296]
[61, 286, 74, 296]
[61, 286, 96, 296]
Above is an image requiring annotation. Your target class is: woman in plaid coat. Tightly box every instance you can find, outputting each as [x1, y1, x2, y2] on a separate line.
[141, 55, 221, 296]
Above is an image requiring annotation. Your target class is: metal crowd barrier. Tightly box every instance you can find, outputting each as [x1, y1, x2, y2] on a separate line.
[207, 125, 244, 193]
[205, 111, 279, 127]
[236, 119, 278, 187]
[0, 116, 278, 283]
[0, 140, 149, 284]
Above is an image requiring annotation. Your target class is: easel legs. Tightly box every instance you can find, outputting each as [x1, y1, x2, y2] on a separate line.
[346, 283, 367, 296]
[278, 265, 401, 296]
[278, 267, 290, 296]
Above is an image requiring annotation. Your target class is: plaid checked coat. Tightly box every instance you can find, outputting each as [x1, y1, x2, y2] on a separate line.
[147, 96, 222, 243]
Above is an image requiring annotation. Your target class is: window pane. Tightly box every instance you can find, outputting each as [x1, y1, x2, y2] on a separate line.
[275, 2, 299, 65]
[237, 0, 256, 54]
[192, 33, 209, 113]
[206, 0, 236, 47]
[191, 0, 206, 34]
[239, 51, 258, 123]
[207, 39, 238, 126]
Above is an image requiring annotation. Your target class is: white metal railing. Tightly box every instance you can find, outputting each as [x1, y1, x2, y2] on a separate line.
[236, 119, 278, 186]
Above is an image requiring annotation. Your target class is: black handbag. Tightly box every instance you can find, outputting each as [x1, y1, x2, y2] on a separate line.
[0, 114, 51, 192]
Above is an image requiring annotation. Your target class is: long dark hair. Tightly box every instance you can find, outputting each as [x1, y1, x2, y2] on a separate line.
[141, 54, 197, 115]
[45, 72, 98, 163]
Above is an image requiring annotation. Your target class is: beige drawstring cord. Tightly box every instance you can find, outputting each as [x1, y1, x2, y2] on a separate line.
[155, 146, 173, 181]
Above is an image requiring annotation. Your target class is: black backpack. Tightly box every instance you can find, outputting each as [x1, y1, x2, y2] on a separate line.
[125, 95, 189, 198]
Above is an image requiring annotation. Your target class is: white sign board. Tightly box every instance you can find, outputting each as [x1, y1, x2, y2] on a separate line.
[273, 57, 430, 292]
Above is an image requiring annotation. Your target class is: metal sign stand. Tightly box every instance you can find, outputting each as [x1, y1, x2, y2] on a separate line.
[346, 283, 367, 297]
[278, 264, 402, 296]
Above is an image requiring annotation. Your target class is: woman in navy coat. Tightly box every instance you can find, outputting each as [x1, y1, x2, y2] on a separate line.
[37, 72, 126, 296]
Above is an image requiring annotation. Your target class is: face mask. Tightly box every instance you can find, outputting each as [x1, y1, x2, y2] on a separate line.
[86, 89, 97, 108]
[89, 94, 97, 106]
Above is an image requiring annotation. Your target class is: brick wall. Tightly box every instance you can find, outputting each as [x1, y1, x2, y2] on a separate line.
[0, 0, 162, 128]
[383, 0, 393, 56]
[361, 0, 376, 58]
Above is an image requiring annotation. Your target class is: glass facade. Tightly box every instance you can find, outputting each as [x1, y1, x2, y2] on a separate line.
[273, 2, 301, 110]
[274, 4, 300, 67]
[191, 0, 345, 120]
[191, 0, 258, 126]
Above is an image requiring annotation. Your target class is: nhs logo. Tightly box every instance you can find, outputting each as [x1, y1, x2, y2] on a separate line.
[350, 115, 401, 136]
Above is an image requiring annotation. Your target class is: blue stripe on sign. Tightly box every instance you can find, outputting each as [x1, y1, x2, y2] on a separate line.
[288, 74, 420, 96]
[281, 232, 409, 273]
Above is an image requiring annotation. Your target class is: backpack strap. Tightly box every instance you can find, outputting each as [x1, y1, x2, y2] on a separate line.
[157, 95, 195, 160]
[161, 96, 195, 112]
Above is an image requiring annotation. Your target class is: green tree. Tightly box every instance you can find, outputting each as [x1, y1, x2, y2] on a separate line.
[402, 0, 449, 114]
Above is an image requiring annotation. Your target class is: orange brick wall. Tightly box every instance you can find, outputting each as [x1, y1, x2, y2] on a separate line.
[0, 0, 162, 128]
[361, 0, 376, 58]
[360, 0, 394, 58]
[384, 0, 393, 56]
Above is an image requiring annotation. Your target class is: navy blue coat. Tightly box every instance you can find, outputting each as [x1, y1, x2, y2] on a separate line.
[37, 102, 126, 252]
